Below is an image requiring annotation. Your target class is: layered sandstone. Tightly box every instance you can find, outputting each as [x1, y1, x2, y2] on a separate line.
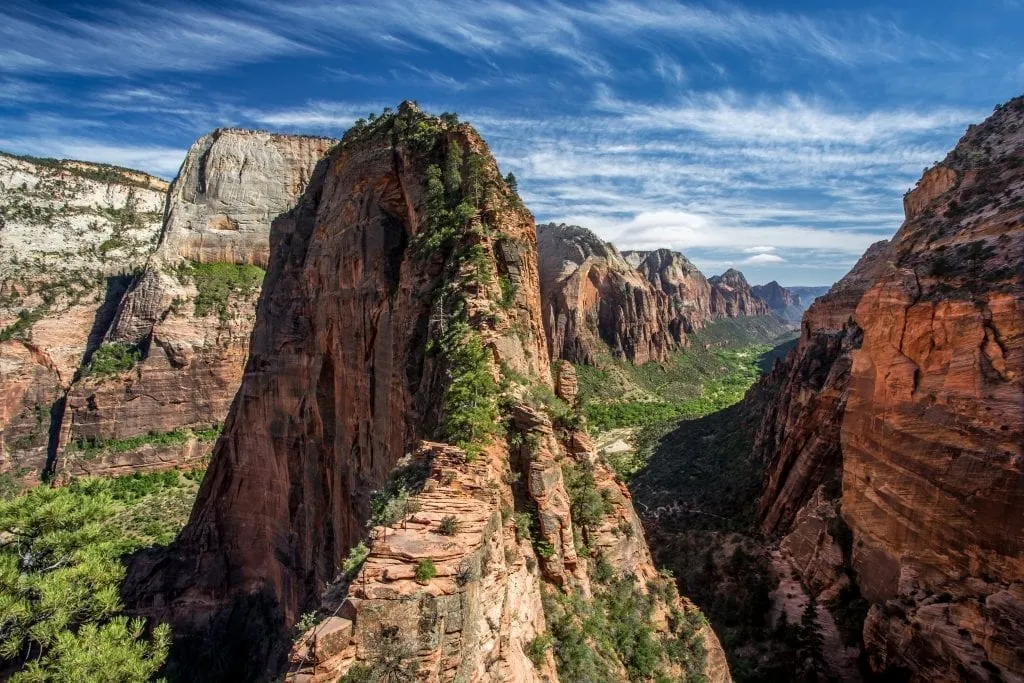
[708, 268, 770, 318]
[537, 223, 676, 364]
[625, 248, 713, 334]
[57, 130, 335, 478]
[752, 280, 805, 324]
[755, 96, 1024, 681]
[0, 153, 167, 483]
[125, 105, 728, 682]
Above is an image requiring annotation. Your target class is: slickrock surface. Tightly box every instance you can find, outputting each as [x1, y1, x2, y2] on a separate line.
[754, 96, 1024, 681]
[124, 105, 729, 682]
[537, 223, 676, 364]
[708, 268, 770, 318]
[626, 248, 713, 335]
[58, 130, 334, 479]
[0, 153, 167, 483]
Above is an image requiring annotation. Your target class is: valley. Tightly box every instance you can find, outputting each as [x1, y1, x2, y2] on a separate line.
[0, 94, 1020, 683]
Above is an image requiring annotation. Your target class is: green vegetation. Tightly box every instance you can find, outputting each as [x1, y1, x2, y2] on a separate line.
[0, 469, 204, 680]
[82, 342, 140, 377]
[173, 261, 265, 321]
[415, 559, 437, 582]
[66, 426, 221, 459]
[368, 456, 430, 529]
[0, 152, 162, 190]
[437, 515, 459, 536]
[0, 308, 44, 342]
[562, 459, 613, 531]
[541, 575, 708, 682]
[526, 632, 552, 667]
[341, 542, 370, 579]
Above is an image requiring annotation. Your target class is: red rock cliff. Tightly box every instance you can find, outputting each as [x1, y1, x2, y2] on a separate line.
[57, 130, 334, 480]
[625, 248, 713, 335]
[708, 268, 770, 318]
[755, 96, 1024, 682]
[125, 105, 729, 682]
[537, 223, 677, 364]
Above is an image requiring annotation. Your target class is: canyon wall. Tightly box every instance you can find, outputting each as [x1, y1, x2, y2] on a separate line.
[0, 153, 167, 485]
[755, 96, 1024, 681]
[708, 268, 770, 319]
[125, 105, 728, 682]
[537, 223, 677, 364]
[62, 131, 333, 480]
[625, 248, 713, 335]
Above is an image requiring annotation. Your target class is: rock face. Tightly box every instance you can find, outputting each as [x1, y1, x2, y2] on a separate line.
[59, 130, 334, 479]
[537, 223, 676, 364]
[752, 280, 805, 324]
[708, 268, 770, 318]
[755, 97, 1024, 681]
[0, 152, 167, 485]
[625, 248, 713, 334]
[124, 105, 729, 682]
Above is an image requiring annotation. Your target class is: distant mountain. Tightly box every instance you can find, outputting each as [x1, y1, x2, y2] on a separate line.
[787, 285, 831, 307]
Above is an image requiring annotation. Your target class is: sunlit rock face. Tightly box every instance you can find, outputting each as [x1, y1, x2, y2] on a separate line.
[124, 105, 730, 683]
[537, 223, 677, 365]
[0, 153, 167, 485]
[754, 96, 1024, 682]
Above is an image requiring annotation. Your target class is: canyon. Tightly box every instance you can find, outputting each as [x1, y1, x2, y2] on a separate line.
[0, 93, 1019, 683]
[119, 104, 729, 682]
[750, 96, 1024, 681]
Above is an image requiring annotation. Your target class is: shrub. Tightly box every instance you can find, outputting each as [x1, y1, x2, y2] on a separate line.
[563, 460, 613, 529]
[83, 342, 139, 377]
[174, 262, 265, 320]
[513, 511, 535, 542]
[437, 515, 459, 536]
[415, 559, 437, 582]
[535, 540, 556, 559]
[525, 632, 551, 667]
[342, 542, 370, 578]
[339, 663, 373, 683]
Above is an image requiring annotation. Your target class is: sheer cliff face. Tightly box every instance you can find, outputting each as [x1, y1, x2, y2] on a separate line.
[537, 224, 677, 364]
[126, 107, 728, 683]
[57, 130, 334, 479]
[844, 100, 1024, 680]
[155, 128, 337, 269]
[755, 240, 891, 533]
[756, 97, 1024, 681]
[626, 248, 713, 334]
[0, 153, 167, 484]
[708, 268, 770, 318]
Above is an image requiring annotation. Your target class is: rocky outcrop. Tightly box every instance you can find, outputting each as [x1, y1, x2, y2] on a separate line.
[537, 224, 676, 364]
[0, 152, 167, 484]
[752, 281, 805, 324]
[708, 268, 770, 318]
[124, 105, 728, 682]
[57, 130, 335, 479]
[625, 248, 713, 334]
[755, 240, 891, 533]
[755, 96, 1024, 681]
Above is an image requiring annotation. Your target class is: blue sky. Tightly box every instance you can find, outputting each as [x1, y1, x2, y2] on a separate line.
[2, 1, 1021, 285]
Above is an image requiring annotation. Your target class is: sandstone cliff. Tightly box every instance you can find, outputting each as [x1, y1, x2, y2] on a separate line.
[124, 105, 728, 683]
[537, 223, 677, 364]
[0, 152, 167, 485]
[755, 96, 1024, 681]
[625, 248, 713, 335]
[752, 280, 805, 324]
[708, 268, 770, 318]
[58, 130, 334, 480]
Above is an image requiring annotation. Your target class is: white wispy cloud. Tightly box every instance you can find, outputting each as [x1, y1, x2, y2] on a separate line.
[744, 253, 785, 264]
[0, 4, 306, 75]
[743, 246, 776, 254]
